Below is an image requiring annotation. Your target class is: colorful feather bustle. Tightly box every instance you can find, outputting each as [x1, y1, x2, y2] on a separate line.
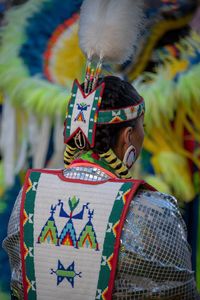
[0, 0, 82, 118]
[0, 0, 85, 187]
[134, 30, 200, 202]
[79, 0, 145, 63]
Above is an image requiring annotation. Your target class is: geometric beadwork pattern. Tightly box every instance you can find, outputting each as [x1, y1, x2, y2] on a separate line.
[21, 171, 41, 300]
[64, 79, 104, 147]
[51, 260, 82, 288]
[20, 169, 141, 300]
[77, 209, 99, 250]
[97, 101, 145, 125]
[95, 182, 134, 300]
[37, 202, 59, 245]
[38, 197, 99, 250]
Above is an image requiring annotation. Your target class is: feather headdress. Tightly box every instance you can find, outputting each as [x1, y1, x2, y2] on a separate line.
[64, 0, 146, 161]
[79, 0, 145, 64]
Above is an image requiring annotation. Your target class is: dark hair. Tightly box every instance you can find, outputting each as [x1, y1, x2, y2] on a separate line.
[93, 76, 143, 153]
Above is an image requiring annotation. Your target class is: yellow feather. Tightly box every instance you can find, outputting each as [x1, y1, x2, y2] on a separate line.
[151, 152, 195, 202]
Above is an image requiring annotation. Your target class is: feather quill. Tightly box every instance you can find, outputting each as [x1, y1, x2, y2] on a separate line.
[79, 0, 145, 64]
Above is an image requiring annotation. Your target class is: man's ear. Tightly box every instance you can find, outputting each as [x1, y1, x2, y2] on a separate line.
[113, 127, 133, 162]
[121, 127, 133, 145]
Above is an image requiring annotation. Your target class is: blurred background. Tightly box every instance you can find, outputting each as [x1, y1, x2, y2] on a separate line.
[0, 0, 200, 298]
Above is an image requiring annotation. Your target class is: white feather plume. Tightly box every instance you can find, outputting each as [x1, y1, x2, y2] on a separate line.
[79, 0, 145, 64]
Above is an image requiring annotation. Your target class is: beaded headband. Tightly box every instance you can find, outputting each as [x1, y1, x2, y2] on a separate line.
[97, 100, 145, 124]
[64, 79, 145, 148]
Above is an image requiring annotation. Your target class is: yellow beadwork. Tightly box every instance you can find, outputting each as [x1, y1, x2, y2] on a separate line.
[100, 148, 132, 179]
[64, 144, 77, 167]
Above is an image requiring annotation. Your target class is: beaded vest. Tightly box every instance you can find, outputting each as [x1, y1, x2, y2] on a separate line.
[19, 165, 148, 300]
